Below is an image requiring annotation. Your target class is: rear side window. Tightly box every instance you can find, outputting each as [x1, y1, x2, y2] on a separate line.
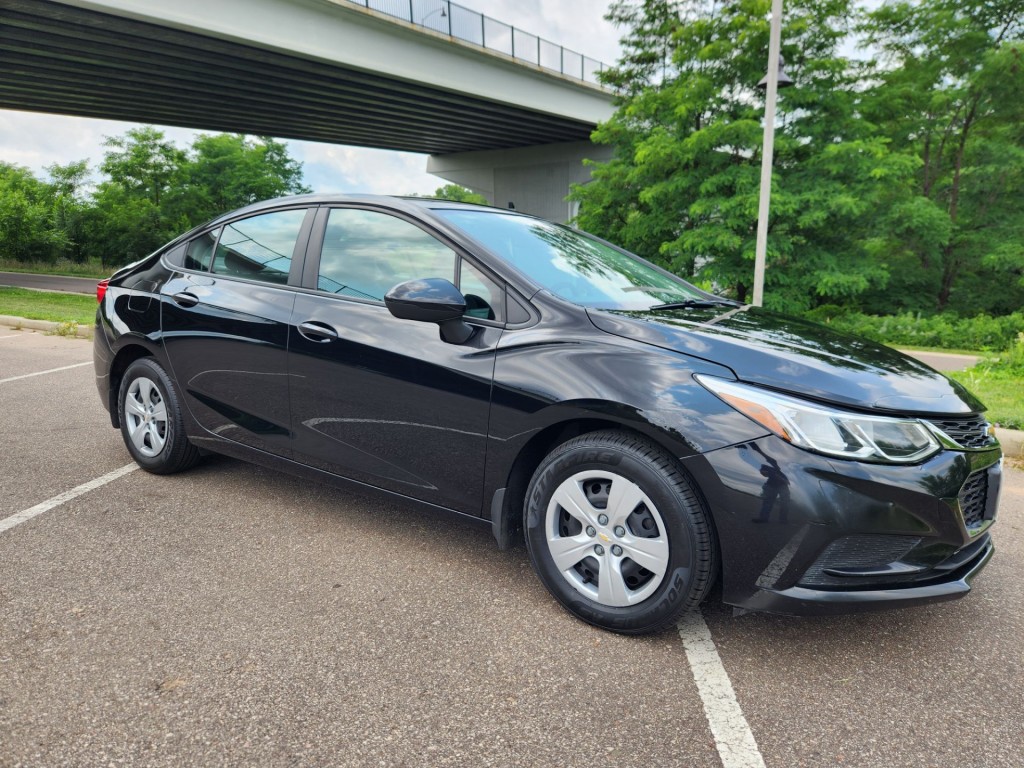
[211, 209, 307, 285]
[184, 228, 219, 272]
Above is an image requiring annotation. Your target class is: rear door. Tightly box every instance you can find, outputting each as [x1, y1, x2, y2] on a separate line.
[161, 205, 314, 457]
[287, 205, 504, 514]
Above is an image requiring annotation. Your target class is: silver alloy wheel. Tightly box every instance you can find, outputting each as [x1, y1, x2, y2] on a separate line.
[123, 376, 168, 458]
[545, 470, 669, 607]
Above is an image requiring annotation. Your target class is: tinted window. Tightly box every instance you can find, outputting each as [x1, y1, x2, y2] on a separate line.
[211, 209, 306, 284]
[317, 209, 457, 302]
[184, 228, 219, 272]
[437, 209, 704, 310]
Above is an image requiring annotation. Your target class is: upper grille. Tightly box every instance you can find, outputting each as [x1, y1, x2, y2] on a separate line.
[959, 470, 989, 534]
[925, 415, 996, 449]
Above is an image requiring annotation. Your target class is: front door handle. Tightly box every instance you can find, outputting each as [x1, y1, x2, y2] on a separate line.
[172, 291, 199, 307]
[297, 320, 339, 343]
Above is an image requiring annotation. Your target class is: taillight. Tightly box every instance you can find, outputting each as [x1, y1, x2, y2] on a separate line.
[97, 279, 109, 304]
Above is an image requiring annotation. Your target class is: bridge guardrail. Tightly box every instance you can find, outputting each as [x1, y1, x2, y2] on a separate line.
[345, 0, 607, 85]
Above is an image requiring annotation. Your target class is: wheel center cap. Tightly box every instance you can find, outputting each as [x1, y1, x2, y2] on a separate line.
[597, 532, 611, 543]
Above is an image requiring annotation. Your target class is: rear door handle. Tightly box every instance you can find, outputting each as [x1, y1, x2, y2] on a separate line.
[297, 320, 339, 343]
[172, 291, 199, 307]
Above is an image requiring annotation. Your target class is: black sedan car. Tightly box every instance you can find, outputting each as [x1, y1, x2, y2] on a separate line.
[94, 194, 1002, 634]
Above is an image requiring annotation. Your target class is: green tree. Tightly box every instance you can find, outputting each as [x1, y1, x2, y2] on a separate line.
[77, 128, 311, 265]
[573, 0, 910, 312]
[46, 160, 91, 261]
[81, 127, 188, 263]
[429, 183, 489, 204]
[79, 186, 166, 266]
[99, 126, 186, 207]
[184, 133, 310, 222]
[0, 162, 68, 262]
[860, 0, 1024, 313]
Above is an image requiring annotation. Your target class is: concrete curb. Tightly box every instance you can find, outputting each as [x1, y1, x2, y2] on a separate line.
[997, 428, 1024, 459]
[0, 313, 1020, 455]
[0, 314, 93, 339]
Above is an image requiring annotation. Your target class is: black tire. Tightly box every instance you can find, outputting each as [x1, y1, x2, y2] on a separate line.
[117, 358, 201, 474]
[524, 430, 716, 635]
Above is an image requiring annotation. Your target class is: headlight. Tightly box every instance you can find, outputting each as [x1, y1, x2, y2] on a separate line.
[695, 375, 941, 463]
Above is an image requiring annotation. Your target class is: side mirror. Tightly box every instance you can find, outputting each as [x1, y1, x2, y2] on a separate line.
[384, 278, 474, 344]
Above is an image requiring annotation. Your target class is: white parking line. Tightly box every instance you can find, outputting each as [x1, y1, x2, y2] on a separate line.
[678, 611, 766, 768]
[0, 464, 138, 535]
[0, 361, 91, 384]
[0, 334, 30, 340]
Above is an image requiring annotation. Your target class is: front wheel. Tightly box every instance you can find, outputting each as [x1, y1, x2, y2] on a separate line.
[118, 358, 200, 474]
[524, 431, 716, 634]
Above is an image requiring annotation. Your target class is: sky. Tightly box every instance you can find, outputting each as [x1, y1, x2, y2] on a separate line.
[0, 1, 623, 196]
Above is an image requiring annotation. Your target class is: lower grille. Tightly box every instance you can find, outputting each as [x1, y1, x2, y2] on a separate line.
[926, 415, 996, 450]
[959, 470, 989, 534]
[799, 535, 922, 588]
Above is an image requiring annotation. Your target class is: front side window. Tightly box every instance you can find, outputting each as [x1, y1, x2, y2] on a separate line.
[211, 209, 306, 285]
[437, 209, 706, 311]
[317, 209, 457, 302]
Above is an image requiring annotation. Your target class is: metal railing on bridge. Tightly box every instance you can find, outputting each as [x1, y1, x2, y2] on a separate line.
[344, 0, 607, 85]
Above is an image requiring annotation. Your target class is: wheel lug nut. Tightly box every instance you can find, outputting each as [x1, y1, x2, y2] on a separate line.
[597, 514, 609, 525]
[614, 526, 625, 537]
[586, 526, 596, 537]
[611, 545, 623, 557]
[594, 544, 605, 556]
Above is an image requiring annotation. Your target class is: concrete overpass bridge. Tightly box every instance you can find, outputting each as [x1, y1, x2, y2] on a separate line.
[0, 0, 616, 221]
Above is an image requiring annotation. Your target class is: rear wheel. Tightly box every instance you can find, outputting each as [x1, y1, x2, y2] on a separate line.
[118, 358, 200, 474]
[525, 430, 716, 634]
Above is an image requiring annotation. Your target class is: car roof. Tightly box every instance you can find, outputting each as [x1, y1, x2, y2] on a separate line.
[204, 193, 521, 226]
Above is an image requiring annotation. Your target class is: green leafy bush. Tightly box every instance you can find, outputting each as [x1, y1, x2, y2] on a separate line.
[805, 309, 1024, 352]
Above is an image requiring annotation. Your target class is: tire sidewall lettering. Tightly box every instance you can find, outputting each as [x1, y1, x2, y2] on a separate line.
[524, 431, 713, 634]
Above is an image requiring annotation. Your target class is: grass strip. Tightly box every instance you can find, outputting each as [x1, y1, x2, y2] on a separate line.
[0, 287, 97, 326]
[949, 369, 1024, 431]
[0, 258, 114, 279]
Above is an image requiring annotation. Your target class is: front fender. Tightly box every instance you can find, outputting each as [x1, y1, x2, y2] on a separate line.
[483, 331, 770, 516]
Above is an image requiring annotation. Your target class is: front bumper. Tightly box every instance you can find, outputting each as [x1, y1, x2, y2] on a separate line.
[683, 435, 1002, 616]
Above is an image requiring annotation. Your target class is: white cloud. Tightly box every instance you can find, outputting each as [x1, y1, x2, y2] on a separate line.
[294, 142, 442, 195]
[0, 2, 621, 194]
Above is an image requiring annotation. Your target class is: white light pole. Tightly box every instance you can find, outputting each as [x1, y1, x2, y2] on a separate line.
[752, 0, 787, 308]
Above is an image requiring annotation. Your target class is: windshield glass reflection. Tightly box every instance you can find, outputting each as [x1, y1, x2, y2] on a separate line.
[438, 209, 703, 310]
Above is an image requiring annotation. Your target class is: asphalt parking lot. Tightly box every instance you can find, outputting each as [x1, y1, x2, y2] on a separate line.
[2, 330, 1022, 768]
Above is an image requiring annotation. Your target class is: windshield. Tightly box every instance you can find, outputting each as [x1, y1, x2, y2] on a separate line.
[436, 209, 705, 310]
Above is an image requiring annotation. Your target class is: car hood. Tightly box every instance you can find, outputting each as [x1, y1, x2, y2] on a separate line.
[587, 305, 983, 415]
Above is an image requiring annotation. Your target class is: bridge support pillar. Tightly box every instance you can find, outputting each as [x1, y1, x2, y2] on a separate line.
[427, 141, 613, 223]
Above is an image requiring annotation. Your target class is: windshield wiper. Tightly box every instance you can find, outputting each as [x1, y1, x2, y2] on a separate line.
[648, 299, 738, 310]
[622, 285, 691, 294]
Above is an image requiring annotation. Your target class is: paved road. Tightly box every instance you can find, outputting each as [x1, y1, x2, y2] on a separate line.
[900, 349, 981, 372]
[1, 329, 1021, 767]
[0, 271, 98, 295]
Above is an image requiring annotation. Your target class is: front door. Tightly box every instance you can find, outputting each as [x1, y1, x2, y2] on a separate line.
[287, 206, 505, 514]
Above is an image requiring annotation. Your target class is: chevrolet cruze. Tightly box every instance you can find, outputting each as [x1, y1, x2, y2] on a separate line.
[93, 195, 1002, 634]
